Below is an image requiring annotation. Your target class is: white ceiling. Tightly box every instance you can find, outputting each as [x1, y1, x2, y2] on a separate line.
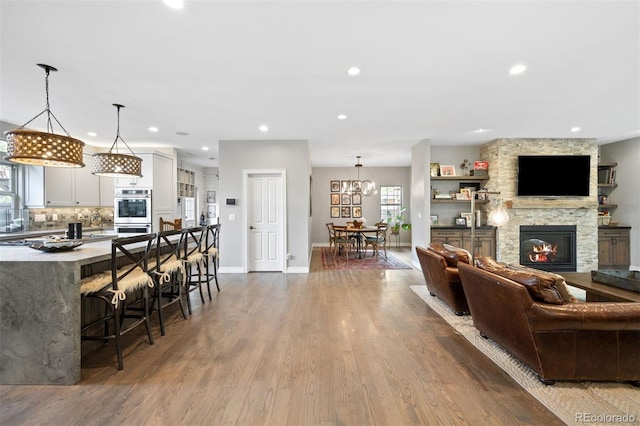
[1, 0, 639, 168]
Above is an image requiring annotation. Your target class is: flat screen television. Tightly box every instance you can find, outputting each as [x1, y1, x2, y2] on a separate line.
[517, 155, 591, 197]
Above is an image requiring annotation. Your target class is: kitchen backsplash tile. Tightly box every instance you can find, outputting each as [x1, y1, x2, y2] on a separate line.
[28, 207, 114, 231]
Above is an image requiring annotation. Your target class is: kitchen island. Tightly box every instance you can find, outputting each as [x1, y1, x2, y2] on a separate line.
[0, 238, 128, 385]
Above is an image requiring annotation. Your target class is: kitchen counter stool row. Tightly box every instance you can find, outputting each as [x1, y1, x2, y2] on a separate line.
[80, 224, 220, 370]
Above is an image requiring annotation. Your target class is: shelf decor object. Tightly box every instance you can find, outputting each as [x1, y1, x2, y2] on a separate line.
[341, 156, 376, 196]
[4, 64, 85, 168]
[92, 104, 143, 178]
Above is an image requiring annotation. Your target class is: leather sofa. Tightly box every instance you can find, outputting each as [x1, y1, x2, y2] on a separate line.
[415, 244, 472, 315]
[458, 259, 640, 385]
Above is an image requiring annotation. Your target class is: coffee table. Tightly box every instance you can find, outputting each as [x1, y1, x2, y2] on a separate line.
[562, 272, 640, 302]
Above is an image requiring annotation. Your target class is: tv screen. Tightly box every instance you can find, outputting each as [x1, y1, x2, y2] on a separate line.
[517, 155, 591, 197]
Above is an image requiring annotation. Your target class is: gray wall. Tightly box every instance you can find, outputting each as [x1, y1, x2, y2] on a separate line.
[311, 166, 412, 246]
[219, 140, 311, 272]
[600, 137, 640, 270]
[410, 139, 431, 267]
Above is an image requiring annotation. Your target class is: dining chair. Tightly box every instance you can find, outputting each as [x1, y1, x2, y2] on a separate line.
[80, 233, 157, 370]
[148, 229, 188, 336]
[364, 224, 388, 259]
[159, 217, 181, 231]
[332, 225, 356, 260]
[325, 223, 336, 251]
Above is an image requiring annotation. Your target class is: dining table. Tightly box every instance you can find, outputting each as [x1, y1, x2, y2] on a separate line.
[345, 225, 379, 259]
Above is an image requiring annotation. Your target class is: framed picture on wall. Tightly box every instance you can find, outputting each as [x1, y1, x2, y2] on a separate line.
[341, 194, 351, 205]
[430, 162, 440, 177]
[330, 194, 340, 205]
[341, 206, 351, 218]
[352, 206, 362, 218]
[330, 180, 340, 192]
[330, 206, 340, 218]
[351, 193, 362, 205]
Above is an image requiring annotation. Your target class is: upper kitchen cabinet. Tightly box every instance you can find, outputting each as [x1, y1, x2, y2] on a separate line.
[114, 151, 175, 211]
[25, 154, 104, 207]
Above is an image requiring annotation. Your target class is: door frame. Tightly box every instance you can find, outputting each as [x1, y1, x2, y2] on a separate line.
[242, 169, 287, 273]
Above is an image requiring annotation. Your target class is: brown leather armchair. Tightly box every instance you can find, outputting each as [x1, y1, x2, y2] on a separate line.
[458, 261, 640, 385]
[416, 245, 470, 316]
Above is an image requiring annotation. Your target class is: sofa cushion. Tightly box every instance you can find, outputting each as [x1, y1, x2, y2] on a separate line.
[475, 256, 564, 305]
[427, 243, 472, 267]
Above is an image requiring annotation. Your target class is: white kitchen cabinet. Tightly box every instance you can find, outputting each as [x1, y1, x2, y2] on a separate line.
[74, 154, 101, 206]
[25, 154, 108, 207]
[99, 173, 115, 207]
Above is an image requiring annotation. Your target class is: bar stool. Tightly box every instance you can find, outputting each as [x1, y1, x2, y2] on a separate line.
[181, 226, 206, 315]
[80, 233, 156, 370]
[202, 223, 221, 299]
[148, 229, 188, 336]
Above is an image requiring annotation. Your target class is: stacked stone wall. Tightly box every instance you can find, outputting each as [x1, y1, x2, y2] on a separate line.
[481, 138, 598, 271]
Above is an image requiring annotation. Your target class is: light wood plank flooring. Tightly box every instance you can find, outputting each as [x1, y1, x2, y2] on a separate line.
[0, 247, 563, 425]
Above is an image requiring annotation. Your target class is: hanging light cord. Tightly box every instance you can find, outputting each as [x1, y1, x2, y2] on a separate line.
[18, 64, 70, 137]
[107, 104, 137, 156]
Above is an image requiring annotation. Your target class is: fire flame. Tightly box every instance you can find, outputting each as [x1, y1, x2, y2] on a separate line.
[528, 242, 557, 263]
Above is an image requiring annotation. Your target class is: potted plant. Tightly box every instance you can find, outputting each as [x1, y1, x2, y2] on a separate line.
[387, 207, 411, 234]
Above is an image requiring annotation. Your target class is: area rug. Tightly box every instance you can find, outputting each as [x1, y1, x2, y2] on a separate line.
[321, 247, 411, 270]
[410, 285, 639, 426]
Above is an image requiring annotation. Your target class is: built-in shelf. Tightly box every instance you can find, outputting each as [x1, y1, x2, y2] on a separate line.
[432, 199, 490, 204]
[431, 175, 487, 181]
[178, 168, 195, 198]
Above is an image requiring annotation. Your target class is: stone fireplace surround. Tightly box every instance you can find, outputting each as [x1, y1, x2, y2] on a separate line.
[480, 138, 599, 272]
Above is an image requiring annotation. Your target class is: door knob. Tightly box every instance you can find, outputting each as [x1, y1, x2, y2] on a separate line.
[249, 226, 255, 229]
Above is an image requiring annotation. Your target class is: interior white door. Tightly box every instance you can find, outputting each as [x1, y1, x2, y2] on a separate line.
[247, 173, 283, 272]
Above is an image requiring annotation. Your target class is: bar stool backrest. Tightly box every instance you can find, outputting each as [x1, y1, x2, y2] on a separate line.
[111, 233, 157, 292]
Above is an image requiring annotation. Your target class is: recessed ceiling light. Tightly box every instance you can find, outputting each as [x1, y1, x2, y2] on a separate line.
[148, 126, 159, 132]
[176, 131, 189, 136]
[202, 146, 209, 151]
[571, 127, 581, 132]
[509, 64, 527, 75]
[347, 66, 361, 76]
[163, 0, 184, 9]
[259, 125, 269, 132]
[474, 128, 491, 133]
[87, 132, 97, 137]
[337, 114, 348, 120]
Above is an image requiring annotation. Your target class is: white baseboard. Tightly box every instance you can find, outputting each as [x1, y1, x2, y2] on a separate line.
[286, 266, 309, 274]
[217, 267, 244, 274]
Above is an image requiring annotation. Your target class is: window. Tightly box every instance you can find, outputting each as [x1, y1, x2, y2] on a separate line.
[184, 197, 195, 222]
[380, 185, 403, 224]
[0, 140, 20, 230]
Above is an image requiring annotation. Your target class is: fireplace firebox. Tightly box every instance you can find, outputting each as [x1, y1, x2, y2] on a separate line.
[519, 225, 577, 272]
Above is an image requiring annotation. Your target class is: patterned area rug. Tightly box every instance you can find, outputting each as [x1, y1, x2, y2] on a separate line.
[410, 285, 639, 426]
[321, 247, 411, 270]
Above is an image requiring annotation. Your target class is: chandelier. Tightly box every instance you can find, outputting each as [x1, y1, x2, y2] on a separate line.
[3, 64, 85, 167]
[92, 104, 142, 178]
[342, 156, 376, 196]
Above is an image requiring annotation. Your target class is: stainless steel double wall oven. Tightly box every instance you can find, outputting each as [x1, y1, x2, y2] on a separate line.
[114, 188, 152, 233]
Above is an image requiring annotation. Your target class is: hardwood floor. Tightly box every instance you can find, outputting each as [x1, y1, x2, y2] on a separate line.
[0, 247, 563, 425]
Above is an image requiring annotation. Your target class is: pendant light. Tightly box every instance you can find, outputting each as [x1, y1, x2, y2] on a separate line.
[342, 156, 376, 196]
[3, 64, 85, 167]
[92, 104, 142, 178]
